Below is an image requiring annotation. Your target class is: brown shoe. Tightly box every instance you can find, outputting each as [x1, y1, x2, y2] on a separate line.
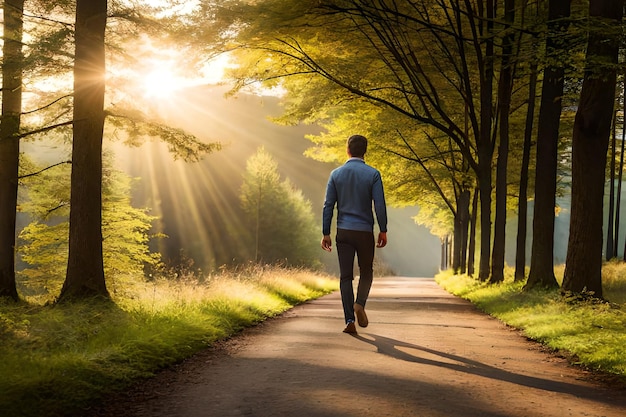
[343, 322, 357, 334]
[354, 303, 368, 327]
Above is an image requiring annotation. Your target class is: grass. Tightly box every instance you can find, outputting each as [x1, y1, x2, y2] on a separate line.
[435, 264, 626, 381]
[0, 265, 337, 417]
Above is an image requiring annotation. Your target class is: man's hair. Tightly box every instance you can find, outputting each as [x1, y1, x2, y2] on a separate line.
[348, 134, 368, 158]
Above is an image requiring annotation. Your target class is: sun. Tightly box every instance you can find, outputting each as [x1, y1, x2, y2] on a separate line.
[142, 67, 178, 98]
[139, 54, 231, 99]
[141, 64, 188, 98]
[138, 46, 196, 99]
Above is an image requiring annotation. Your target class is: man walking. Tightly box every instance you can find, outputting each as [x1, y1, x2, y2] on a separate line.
[321, 134, 388, 334]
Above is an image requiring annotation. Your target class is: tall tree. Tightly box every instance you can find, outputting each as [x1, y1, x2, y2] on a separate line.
[0, 0, 25, 300]
[525, 0, 571, 290]
[476, 0, 496, 281]
[490, 0, 517, 283]
[563, 0, 622, 298]
[514, 61, 538, 282]
[0, 1, 219, 301]
[240, 147, 319, 266]
[608, 67, 626, 259]
[467, 186, 479, 276]
[606, 108, 617, 260]
[613, 72, 625, 258]
[59, 0, 109, 300]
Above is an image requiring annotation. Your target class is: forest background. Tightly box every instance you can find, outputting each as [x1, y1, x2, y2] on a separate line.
[93, 85, 443, 277]
[18, 83, 443, 283]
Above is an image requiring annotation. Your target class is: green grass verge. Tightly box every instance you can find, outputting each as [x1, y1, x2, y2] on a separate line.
[0, 266, 337, 417]
[435, 269, 626, 380]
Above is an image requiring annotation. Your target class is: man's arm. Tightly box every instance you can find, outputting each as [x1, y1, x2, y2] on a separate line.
[321, 176, 336, 251]
[372, 172, 388, 233]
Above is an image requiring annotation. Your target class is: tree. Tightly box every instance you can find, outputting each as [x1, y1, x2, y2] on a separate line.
[0, 1, 220, 302]
[490, 0, 517, 284]
[467, 186, 479, 276]
[239, 147, 319, 266]
[59, 0, 109, 300]
[0, 0, 25, 300]
[563, 0, 622, 298]
[514, 61, 538, 282]
[0, 0, 81, 300]
[476, 0, 496, 281]
[620, 72, 626, 260]
[18, 157, 161, 298]
[608, 71, 626, 259]
[606, 110, 617, 260]
[526, 0, 571, 290]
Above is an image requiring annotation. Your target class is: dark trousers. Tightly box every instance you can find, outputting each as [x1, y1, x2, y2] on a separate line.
[336, 228, 375, 323]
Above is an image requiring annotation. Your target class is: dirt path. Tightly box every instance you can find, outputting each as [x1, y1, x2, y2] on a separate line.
[91, 277, 625, 417]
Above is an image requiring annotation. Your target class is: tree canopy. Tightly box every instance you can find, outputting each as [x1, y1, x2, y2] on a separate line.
[198, 0, 626, 298]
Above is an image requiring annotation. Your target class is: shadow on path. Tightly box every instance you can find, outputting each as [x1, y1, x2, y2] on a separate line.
[352, 332, 625, 404]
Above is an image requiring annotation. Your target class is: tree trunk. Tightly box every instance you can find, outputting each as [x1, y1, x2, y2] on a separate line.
[477, 0, 495, 282]
[525, 0, 571, 291]
[477, 163, 492, 281]
[467, 187, 479, 277]
[0, 0, 25, 301]
[618, 71, 626, 259]
[59, 0, 109, 301]
[458, 187, 471, 274]
[490, 0, 516, 284]
[452, 213, 462, 274]
[452, 187, 471, 274]
[616, 112, 624, 257]
[489, 117, 508, 283]
[515, 62, 538, 282]
[606, 110, 617, 260]
[440, 237, 446, 270]
[563, 0, 622, 298]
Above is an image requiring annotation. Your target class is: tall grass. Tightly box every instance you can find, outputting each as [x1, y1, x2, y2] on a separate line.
[0, 265, 337, 417]
[436, 264, 626, 380]
[600, 260, 626, 305]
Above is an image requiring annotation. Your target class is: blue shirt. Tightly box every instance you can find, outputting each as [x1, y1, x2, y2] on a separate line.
[322, 157, 388, 235]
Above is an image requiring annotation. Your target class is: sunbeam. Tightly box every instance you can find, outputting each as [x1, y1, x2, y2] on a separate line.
[112, 85, 441, 275]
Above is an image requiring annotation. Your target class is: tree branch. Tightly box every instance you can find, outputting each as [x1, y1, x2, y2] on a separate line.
[23, 94, 72, 115]
[18, 120, 73, 139]
[19, 160, 71, 180]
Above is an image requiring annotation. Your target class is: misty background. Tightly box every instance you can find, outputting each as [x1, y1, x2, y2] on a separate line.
[110, 86, 443, 277]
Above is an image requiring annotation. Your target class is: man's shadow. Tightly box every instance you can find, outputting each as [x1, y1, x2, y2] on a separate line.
[351, 332, 625, 403]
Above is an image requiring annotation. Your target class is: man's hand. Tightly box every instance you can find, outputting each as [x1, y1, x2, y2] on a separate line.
[321, 235, 332, 252]
[376, 232, 387, 248]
